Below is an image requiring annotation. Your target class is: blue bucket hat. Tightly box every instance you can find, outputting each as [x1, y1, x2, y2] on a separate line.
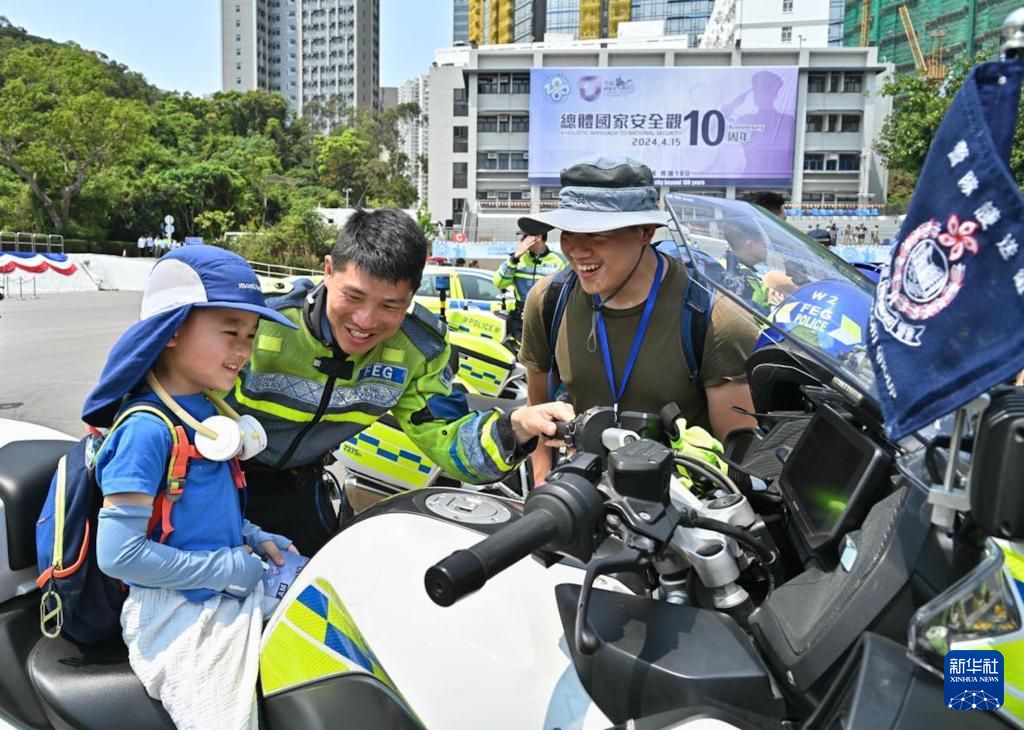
[517, 155, 670, 235]
[82, 246, 296, 427]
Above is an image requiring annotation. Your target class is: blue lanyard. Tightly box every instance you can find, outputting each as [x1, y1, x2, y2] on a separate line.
[594, 252, 664, 410]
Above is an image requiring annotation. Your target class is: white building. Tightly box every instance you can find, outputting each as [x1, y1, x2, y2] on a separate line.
[220, 0, 380, 120]
[398, 75, 430, 205]
[427, 36, 891, 239]
[702, 0, 835, 50]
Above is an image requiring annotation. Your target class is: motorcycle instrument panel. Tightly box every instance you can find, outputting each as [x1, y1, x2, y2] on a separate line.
[778, 404, 891, 553]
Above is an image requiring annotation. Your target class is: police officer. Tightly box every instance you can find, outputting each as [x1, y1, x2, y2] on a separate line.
[493, 230, 566, 342]
[721, 219, 771, 312]
[228, 209, 573, 554]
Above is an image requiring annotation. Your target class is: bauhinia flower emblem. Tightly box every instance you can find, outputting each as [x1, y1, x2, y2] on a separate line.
[937, 214, 979, 261]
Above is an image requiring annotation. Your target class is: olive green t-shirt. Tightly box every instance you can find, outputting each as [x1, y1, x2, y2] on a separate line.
[519, 254, 759, 430]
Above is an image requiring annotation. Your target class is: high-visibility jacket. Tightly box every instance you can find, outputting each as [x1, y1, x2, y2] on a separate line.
[721, 252, 770, 311]
[492, 248, 566, 309]
[226, 279, 522, 482]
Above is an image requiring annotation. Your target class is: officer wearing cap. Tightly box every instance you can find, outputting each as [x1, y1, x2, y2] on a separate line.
[517, 156, 758, 485]
[492, 229, 566, 342]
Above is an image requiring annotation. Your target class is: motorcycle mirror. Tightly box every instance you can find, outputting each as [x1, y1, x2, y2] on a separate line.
[969, 387, 1024, 539]
[1001, 8, 1024, 59]
[434, 274, 450, 293]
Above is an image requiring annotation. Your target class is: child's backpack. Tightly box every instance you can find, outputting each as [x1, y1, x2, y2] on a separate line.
[35, 403, 199, 644]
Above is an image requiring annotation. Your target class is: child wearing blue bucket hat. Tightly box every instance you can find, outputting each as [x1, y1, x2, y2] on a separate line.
[85, 246, 299, 728]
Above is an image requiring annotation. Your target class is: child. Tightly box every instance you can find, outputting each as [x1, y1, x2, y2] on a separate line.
[84, 246, 299, 729]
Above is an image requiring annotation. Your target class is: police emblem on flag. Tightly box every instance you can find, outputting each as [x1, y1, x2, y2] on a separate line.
[875, 215, 980, 346]
[868, 59, 1024, 440]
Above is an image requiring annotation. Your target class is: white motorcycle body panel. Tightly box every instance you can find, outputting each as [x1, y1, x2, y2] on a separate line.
[263, 507, 613, 730]
[0, 418, 74, 449]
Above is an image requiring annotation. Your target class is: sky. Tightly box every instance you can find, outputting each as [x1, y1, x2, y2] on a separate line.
[0, 0, 451, 94]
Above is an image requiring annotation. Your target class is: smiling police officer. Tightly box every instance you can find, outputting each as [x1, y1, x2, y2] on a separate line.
[227, 209, 573, 554]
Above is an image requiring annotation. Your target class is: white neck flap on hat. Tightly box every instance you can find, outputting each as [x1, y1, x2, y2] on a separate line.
[140, 259, 210, 320]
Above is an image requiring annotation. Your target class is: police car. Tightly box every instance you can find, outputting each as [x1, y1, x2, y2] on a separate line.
[414, 265, 507, 315]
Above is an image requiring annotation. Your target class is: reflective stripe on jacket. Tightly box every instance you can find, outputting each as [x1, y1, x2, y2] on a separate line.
[493, 249, 567, 306]
[227, 280, 519, 482]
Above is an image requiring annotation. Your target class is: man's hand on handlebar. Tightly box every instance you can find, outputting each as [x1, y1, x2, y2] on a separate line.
[509, 401, 576, 447]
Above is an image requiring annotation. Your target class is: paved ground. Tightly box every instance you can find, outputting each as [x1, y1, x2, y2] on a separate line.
[0, 290, 141, 435]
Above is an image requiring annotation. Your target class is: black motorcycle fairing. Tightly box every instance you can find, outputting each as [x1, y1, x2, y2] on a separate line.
[264, 672, 423, 730]
[0, 439, 74, 571]
[27, 632, 174, 730]
[745, 346, 822, 416]
[554, 583, 784, 724]
[748, 480, 934, 694]
[805, 632, 1007, 730]
[611, 704, 782, 730]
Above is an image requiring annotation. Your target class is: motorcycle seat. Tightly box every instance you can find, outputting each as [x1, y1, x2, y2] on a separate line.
[0, 439, 74, 572]
[464, 393, 526, 413]
[28, 633, 175, 729]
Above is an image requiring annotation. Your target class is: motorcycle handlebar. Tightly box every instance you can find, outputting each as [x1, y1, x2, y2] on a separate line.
[425, 507, 561, 607]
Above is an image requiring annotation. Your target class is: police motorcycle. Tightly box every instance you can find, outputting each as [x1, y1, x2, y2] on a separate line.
[414, 193, 1024, 728]
[333, 269, 532, 511]
[0, 192, 1020, 730]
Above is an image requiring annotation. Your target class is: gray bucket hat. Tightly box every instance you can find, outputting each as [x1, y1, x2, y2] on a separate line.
[518, 155, 670, 235]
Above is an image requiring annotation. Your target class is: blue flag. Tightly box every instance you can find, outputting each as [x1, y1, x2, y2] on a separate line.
[869, 61, 1024, 440]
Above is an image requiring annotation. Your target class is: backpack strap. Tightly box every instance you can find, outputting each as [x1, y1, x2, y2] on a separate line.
[542, 267, 578, 401]
[543, 255, 714, 396]
[680, 265, 714, 384]
[37, 455, 91, 585]
[111, 404, 200, 545]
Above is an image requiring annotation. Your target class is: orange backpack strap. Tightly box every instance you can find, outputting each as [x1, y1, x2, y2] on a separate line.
[112, 405, 200, 545]
[145, 492, 178, 545]
[230, 457, 246, 489]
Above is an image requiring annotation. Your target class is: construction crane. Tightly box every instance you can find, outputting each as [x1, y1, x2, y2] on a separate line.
[898, 4, 946, 80]
[928, 29, 948, 81]
[898, 4, 928, 74]
[860, 0, 871, 46]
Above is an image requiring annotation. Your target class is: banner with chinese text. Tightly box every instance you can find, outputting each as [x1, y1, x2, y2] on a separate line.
[528, 66, 798, 187]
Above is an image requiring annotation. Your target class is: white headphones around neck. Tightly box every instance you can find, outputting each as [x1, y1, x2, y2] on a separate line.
[145, 372, 268, 462]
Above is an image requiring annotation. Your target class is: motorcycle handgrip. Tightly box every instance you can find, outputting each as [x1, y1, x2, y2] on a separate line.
[425, 508, 560, 607]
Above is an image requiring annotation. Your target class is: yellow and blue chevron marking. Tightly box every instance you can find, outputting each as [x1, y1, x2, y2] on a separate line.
[457, 360, 505, 397]
[261, 579, 402, 699]
[458, 362, 502, 384]
[349, 431, 433, 475]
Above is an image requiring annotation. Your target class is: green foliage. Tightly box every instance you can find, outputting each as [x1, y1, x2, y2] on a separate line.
[0, 26, 425, 263]
[0, 43, 155, 230]
[416, 203, 436, 239]
[0, 168, 37, 229]
[227, 204, 335, 269]
[876, 44, 1024, 189]
[195, 210, 236, 242]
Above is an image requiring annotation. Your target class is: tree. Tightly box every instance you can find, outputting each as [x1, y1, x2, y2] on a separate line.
[416, 202, 435, 239]
[0, 45, 154, 231]
[195, 210, 235, 242]
[207, 90, 290, 138]
[148, 162, 244, 236]
[316, 128, 374, 203]
[228, 203, 333, 268]
[876, 44, 1024, 189]
[303, 93, 351, 134]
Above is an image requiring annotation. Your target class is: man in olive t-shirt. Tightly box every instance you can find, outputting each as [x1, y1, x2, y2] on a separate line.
[519, 260, 757, 432]
[516, 156, 758, 485]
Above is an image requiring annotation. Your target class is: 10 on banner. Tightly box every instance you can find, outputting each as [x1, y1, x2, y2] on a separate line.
[528, 66, 798, 188]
